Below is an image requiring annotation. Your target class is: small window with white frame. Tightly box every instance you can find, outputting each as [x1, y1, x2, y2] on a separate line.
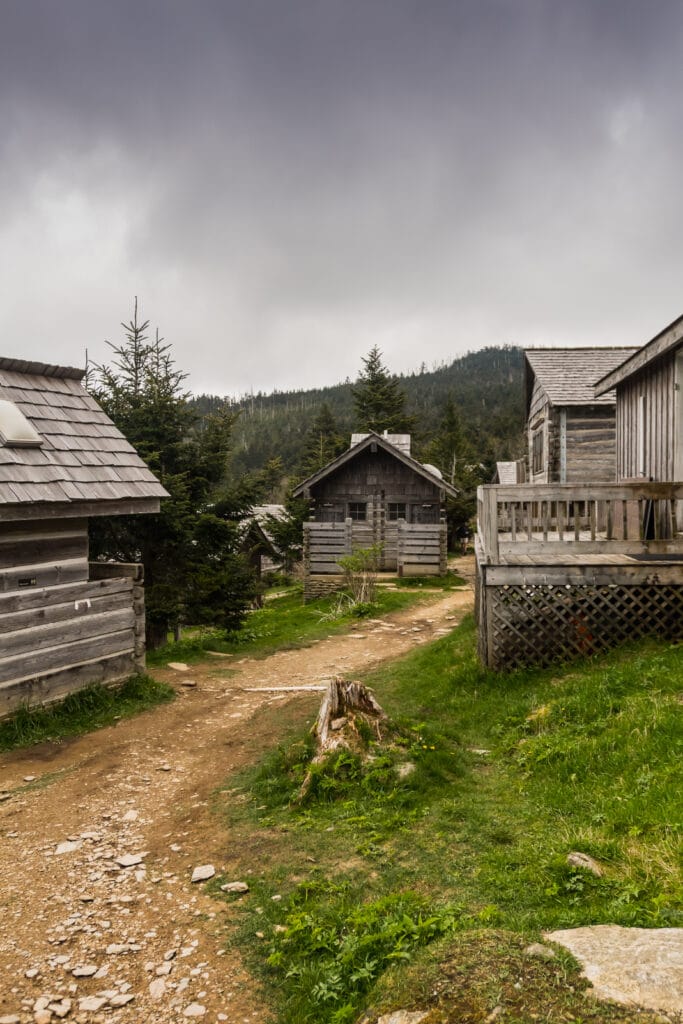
[387, 502, 407, 521]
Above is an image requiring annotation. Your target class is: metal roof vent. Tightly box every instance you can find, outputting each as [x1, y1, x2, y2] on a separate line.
[0, 399, 43, 447]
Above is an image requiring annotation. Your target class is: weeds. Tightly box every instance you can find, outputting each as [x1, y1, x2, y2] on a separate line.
[0, 675, 174, 752]
[217, 619, 683, 1023]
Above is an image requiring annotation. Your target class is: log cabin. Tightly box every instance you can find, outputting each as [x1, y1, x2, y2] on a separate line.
[0, 356, 168, 716]
[292, 431, 458, 598]
[525, 348, 637, 484]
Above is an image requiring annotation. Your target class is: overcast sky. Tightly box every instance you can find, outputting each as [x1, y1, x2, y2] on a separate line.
[2, 1, 683, 396]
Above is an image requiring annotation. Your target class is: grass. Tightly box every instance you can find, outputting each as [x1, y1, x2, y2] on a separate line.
[211, 619, 683, 1024]
[147, 586, 429, 665]
[0, 674, 175, 753]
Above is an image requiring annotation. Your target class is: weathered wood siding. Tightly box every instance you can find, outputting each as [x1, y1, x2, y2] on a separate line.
[310, 447, 441, 516]
[528, 401, 617, 484]
[0, 574, 140, 717]
[304, 519, 446, 577]
[564, 407, 617, 482]
[616, 350, 677, 482]
[0, 518, 88, 592]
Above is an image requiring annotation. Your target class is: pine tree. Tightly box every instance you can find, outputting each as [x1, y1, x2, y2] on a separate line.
[351, 347, 415, 434]
[300, 403, 346, 477]
[89, 300, 257, 647]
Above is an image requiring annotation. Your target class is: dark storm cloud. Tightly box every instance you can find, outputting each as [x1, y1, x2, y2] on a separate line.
[2, 1, 683, 393]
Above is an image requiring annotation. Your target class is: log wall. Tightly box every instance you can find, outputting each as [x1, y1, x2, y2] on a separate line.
[0, 517, 89, 592]
[0, 563, 146, 718]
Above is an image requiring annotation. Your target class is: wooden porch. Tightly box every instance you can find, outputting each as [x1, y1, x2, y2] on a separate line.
[476, 482, 683, 669]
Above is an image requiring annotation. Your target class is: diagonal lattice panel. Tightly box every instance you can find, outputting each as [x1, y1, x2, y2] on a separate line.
[487, 583, 683, 670]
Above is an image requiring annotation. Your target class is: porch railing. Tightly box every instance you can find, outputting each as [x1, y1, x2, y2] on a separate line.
[477, 482, 683, 563]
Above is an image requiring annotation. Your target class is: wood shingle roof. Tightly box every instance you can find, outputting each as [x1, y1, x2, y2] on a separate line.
[525, 348, 638, 412]
[0, 357, 168, 512]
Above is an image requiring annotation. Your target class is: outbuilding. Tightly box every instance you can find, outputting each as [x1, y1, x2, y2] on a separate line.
[525, 348, 637, 484]
[0, 356, 167, 716]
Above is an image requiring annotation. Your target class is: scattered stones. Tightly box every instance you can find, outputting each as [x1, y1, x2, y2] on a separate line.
[121, 809, 139, 822]
[220, 881, 249, 894]
[524, 942, 556, 961]
[156, 961, 173, 975]
[78, 995, 108, 1012]
[109, 993, 135, 1007]
[0, 792, 11, 801]
[54, 840, 81, 855]
[181, 679, 197, 688]
[23, 775, 36, 782]
[164, 948, 178, 961]
[116, 853, 144, 868]
[48, 1000, 71, 1019]
[566, 851, 604, 877]
[149, 978, 167, 1001]
[0, 1015, 21, 1024]
[79, 893, 95, 902]
[72, 964, 98, 977]
[191, 864, 215, 883]
[376, 1011, 429, 1024]
[25, 967, 39, 978]
[167, 661, 189, 671]
[34, 1011, 52, 1024]
[183, 1003, 206, 1017]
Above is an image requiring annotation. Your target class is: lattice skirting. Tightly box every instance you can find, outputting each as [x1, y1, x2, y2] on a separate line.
[485, 583, 683, 670]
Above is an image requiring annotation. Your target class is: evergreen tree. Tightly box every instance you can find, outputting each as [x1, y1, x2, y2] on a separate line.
[351, 346, 415, 434]
[300, 403, 346, 477]
[89, 300, 257, 647]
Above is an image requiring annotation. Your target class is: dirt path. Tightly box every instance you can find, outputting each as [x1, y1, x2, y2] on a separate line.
[0, 584, 473, 1024]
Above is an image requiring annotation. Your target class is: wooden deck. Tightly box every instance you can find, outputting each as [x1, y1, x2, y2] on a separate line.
[476, 482, 683, 669]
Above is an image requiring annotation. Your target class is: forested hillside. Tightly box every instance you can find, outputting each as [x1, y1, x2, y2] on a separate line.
[192, 345, 525, 483]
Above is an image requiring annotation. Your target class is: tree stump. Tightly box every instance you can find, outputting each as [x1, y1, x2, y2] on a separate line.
[295, 676, 387, 803]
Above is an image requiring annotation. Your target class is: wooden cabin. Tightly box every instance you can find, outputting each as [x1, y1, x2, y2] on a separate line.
[292, 431, 458, 598]
[0, 356, 167, 717]
[476, 335, 683, 670]
[594, 312, 683, 485]
[525, 348, 637, 484]
[240, 505, 285, 577]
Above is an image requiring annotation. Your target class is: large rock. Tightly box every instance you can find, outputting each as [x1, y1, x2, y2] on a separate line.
[545, 925, 683, 1014]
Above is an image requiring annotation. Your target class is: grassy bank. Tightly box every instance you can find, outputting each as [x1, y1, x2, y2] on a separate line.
[213, 619, 682, 1023]
[0, 675, 175, 753]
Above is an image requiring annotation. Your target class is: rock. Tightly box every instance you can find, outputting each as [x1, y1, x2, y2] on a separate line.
[55, 840, 81, 855]
[73, 965, 98, 977]
[164, 948, 177, 961]
[23, 775, 36, 782]
[48, 1000, 72, 1019]
[484, 1009, 503, 1024]
[78, 996, 108, 1012]
[106, 943, 136, 955]
[0, 1016, 21, 1024]
[79, 893, 95, 903]
[116, 853, 144, 867]
[109, 994, 135, 1007]
[25, 967, 39, 978]
[183, 1005, 206, 1018]
[396, 762, 416, 779]
[191, 864, 215, 883]
[35, 1011, 52, 1024]
[544, 925, 683, 1014]
[376, 1012, 429, 1024]
[220, 881, 249, 893]
[566, 851, 604, 877]
[0, 793, 11, 802]
[181, 679, 197, 688]
[149, 978, 167, 1001]
[33, 999, 50, 1012]
[167, 661, 189, 670]
[156, 962, 173, 976]
[122, 809, 138, 822]
[524, 943, 556, 961]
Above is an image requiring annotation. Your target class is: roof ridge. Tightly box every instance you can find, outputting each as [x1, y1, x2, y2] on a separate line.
[0, 357, 84, 380]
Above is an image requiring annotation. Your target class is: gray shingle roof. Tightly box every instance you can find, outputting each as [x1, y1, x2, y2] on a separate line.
[525, 348, 638, 407]
[0, 357, 168, 509]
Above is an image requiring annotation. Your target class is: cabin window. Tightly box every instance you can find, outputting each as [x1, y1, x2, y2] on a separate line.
[0, 399, 42, 448]
[320, 504, 344, 523]
[532, 429, 544, 474]
[348, 502, 367, 521]
[387, 502, 407, 521]
[412, 503, 438, 524]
